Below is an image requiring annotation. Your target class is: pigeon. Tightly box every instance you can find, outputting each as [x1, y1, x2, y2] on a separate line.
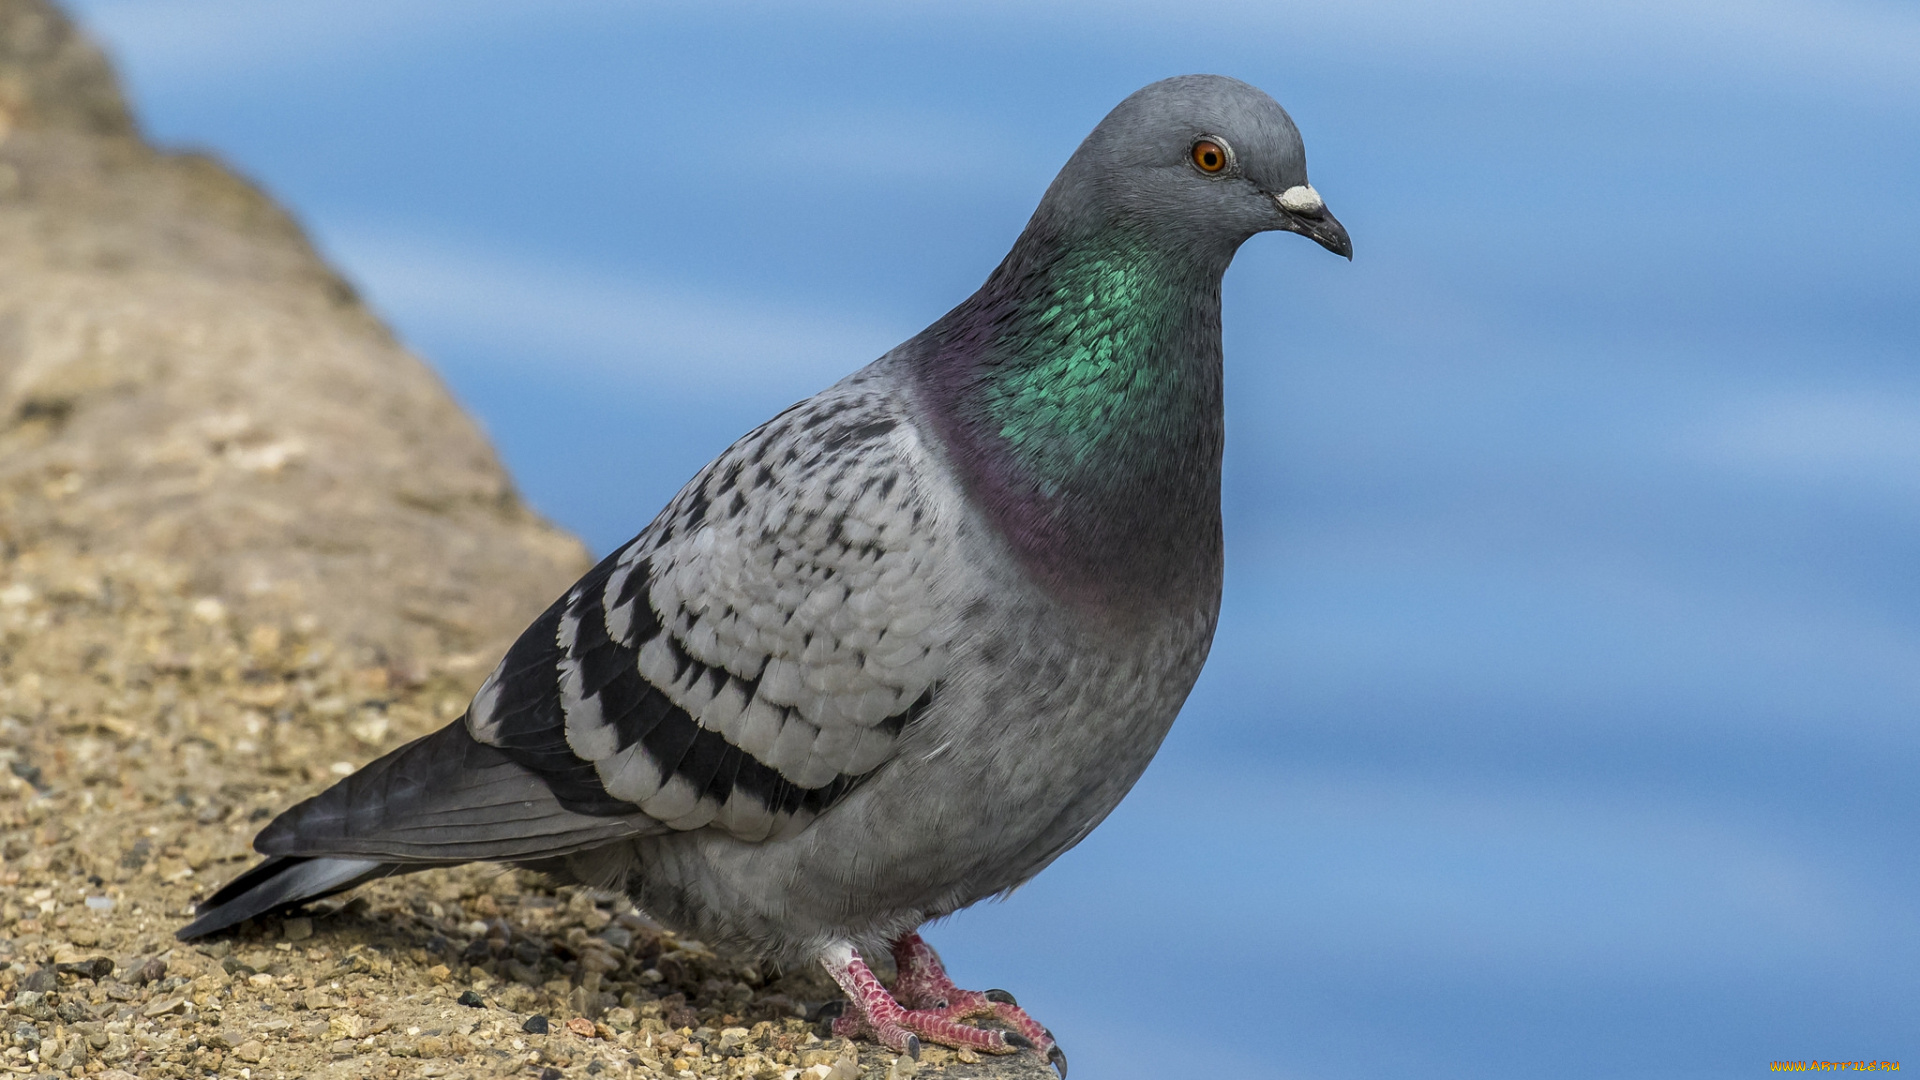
[179, 74, 1351, 1073]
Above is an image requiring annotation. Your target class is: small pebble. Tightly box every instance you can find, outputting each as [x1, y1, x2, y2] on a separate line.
[522, 1014, 550, 1034]
[55, 957, 114, 980]
[84, 895, 115, 911]
[21, 969, 58, 992]
[457, 990, 485, 1008]
[143, 996, 187, 1018]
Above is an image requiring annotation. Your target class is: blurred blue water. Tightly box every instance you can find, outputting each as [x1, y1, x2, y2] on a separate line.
[64, 2, 1920, 1075]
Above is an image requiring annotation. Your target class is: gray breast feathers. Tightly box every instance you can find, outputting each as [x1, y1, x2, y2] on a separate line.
[467, 387, 953, 843]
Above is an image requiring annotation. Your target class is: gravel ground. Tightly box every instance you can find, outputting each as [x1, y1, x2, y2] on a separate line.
[0, 546, 1052, 1080]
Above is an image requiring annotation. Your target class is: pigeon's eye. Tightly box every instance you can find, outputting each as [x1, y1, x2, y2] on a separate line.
[1190, 139, 1228, 174]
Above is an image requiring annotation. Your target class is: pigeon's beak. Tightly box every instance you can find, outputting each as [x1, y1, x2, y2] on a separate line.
[1270, 185, 1352, 260]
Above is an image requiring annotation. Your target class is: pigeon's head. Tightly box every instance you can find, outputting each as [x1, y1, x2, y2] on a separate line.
[1041, 74, 1351, 261]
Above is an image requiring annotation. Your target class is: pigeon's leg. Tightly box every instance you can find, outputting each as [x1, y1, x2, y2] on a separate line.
[819, 944, 1047, 1064]
[889, 931, 1058, 1056]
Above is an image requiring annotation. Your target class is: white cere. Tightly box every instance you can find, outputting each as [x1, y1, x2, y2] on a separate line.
[1277, 185, 1324, 214]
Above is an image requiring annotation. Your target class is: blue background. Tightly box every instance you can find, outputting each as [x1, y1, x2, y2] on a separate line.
[61, 2, 1920, 1076]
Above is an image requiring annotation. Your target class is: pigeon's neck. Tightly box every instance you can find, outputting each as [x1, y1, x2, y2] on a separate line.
[914, 225, 1227, 616]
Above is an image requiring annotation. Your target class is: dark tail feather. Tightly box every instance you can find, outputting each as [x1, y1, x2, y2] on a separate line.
[180, 718, 654, 939]
[257, 717, 648, 861]
[177, 855, 389, 939]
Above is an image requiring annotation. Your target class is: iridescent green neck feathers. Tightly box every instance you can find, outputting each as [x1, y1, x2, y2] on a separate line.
[981, 239, 1197, 497]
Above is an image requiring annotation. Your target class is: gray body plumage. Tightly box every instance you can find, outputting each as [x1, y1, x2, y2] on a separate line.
[181, 74, 1352, 988]
[593, 365, 1218, 962]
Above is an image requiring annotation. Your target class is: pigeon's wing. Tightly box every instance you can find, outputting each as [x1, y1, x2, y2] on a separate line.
[470, 384, 952, 842]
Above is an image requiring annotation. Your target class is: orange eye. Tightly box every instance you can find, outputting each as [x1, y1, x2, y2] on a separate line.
[1191, 139, 1227, 173]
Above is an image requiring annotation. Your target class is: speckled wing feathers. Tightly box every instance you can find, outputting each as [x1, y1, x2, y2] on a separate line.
[469, 383, 951, 843]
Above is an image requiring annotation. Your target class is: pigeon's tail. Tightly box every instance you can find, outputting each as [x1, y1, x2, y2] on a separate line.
[178, 718, 651, 940]
[178, 855, 392, 939]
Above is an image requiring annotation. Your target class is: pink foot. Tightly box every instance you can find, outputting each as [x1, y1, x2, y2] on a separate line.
[890, 932, 1057, 1049]
[819, 934, 1067, 1077]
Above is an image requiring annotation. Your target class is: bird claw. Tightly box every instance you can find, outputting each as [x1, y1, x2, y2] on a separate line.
[1047, 1042, 1069, 1079]
[821, 935, 1061, 1064]
[809, 999, 846, 1037]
